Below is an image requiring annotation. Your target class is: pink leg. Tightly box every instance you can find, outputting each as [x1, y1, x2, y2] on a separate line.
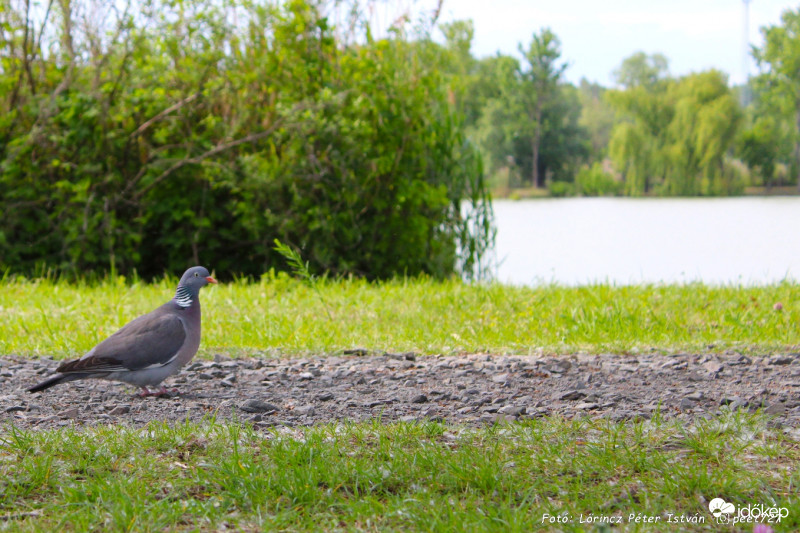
[137, 385, 175, 397]
[155, 385, 171, 397]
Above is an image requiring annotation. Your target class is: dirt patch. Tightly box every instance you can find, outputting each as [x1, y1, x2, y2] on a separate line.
[2, 352, 799, 430]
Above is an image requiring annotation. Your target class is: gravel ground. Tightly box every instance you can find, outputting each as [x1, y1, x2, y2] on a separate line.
[2, 351, 800, 430]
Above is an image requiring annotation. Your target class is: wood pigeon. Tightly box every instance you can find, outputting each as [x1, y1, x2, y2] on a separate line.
[28, 266, 217, 397]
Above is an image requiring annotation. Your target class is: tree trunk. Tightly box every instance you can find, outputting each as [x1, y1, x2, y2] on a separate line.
[532, 105, 542, 188]
[796, 107, 800, 191]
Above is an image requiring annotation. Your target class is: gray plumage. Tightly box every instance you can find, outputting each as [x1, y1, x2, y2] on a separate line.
[28, 266, 217, 396]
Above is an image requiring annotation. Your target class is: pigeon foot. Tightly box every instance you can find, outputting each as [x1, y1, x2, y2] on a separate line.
[137, 385, 178, 398]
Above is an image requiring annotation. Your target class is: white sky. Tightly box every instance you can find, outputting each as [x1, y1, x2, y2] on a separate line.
[374, 0, 798, 87]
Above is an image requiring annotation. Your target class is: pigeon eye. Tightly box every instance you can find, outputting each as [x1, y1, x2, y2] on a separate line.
[194, 273, 199, 277]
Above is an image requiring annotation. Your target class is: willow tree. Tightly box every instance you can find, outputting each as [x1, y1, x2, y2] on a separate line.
[606, 53, 673, 195]
[665, 70, 741, 195]
[608, 53, 741, 196]
[608, 122, 659, 196]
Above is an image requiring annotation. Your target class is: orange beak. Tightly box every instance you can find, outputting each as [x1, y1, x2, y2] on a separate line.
[206, 276, 218, 284]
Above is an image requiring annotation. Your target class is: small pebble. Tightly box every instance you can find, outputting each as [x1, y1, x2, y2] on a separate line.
[239, 400, 279, 413]
[57, 408, 80, 419]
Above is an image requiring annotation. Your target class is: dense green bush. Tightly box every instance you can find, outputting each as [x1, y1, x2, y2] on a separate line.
[575, 163, 622, 196]
[0, 0, 492, 280]
[548, 181, 574, 197]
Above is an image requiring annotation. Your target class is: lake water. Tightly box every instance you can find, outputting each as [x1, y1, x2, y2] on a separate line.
[491, 197, 800, 285]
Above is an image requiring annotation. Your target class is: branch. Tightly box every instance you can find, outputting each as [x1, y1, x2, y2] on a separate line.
[33, 0, 55, 64]
[130, 93, 200, 138]
[125, 95, 338, 198]
[51, 0, 75, 99]
[131, 127, 279, 200]
[22, 0, 36, 95]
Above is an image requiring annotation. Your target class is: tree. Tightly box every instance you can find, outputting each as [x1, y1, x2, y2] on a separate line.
[607, 52, 742, 196]
[469, 54, 523, 182]
[612, 51, 669, 89]
[607, 53, 742, 196]
[513, 83, 589, 185]
[736, 72, 795, 188]
[752, 7, 800, 188]
[737, 115, 789, 187]
[606, 53, 674, 195]
[438, 20, 480, 124]
[518, 28, 568, 188]
[665, 70, 742, 195]
[578, 79, 616, 158]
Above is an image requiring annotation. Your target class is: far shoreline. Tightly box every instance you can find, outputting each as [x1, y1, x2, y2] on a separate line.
[492, 185, 800, 200]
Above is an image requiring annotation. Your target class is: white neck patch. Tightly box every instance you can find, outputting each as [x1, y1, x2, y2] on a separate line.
[174, 286, 193, 308]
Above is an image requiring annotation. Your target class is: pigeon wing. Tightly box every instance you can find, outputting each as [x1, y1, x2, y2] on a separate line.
[57, 311, 187, 374]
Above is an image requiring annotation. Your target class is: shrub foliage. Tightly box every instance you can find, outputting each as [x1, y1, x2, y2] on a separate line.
[0, 0, 492, 279]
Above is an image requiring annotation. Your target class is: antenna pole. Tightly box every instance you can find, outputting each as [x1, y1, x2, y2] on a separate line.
[742, 0, 752, 105]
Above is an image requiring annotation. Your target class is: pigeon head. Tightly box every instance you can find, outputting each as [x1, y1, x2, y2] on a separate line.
[179, 266, 217, 288]
[174, 266, 217, 307]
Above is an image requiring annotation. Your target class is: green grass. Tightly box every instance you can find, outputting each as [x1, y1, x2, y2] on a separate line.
[1, 275, 799, 358]
[3, 276, 800, 531]
[1, 412, 797, 531]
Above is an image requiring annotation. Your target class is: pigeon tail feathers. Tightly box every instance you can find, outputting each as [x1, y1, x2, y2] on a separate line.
[27, 373, 86, 393]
